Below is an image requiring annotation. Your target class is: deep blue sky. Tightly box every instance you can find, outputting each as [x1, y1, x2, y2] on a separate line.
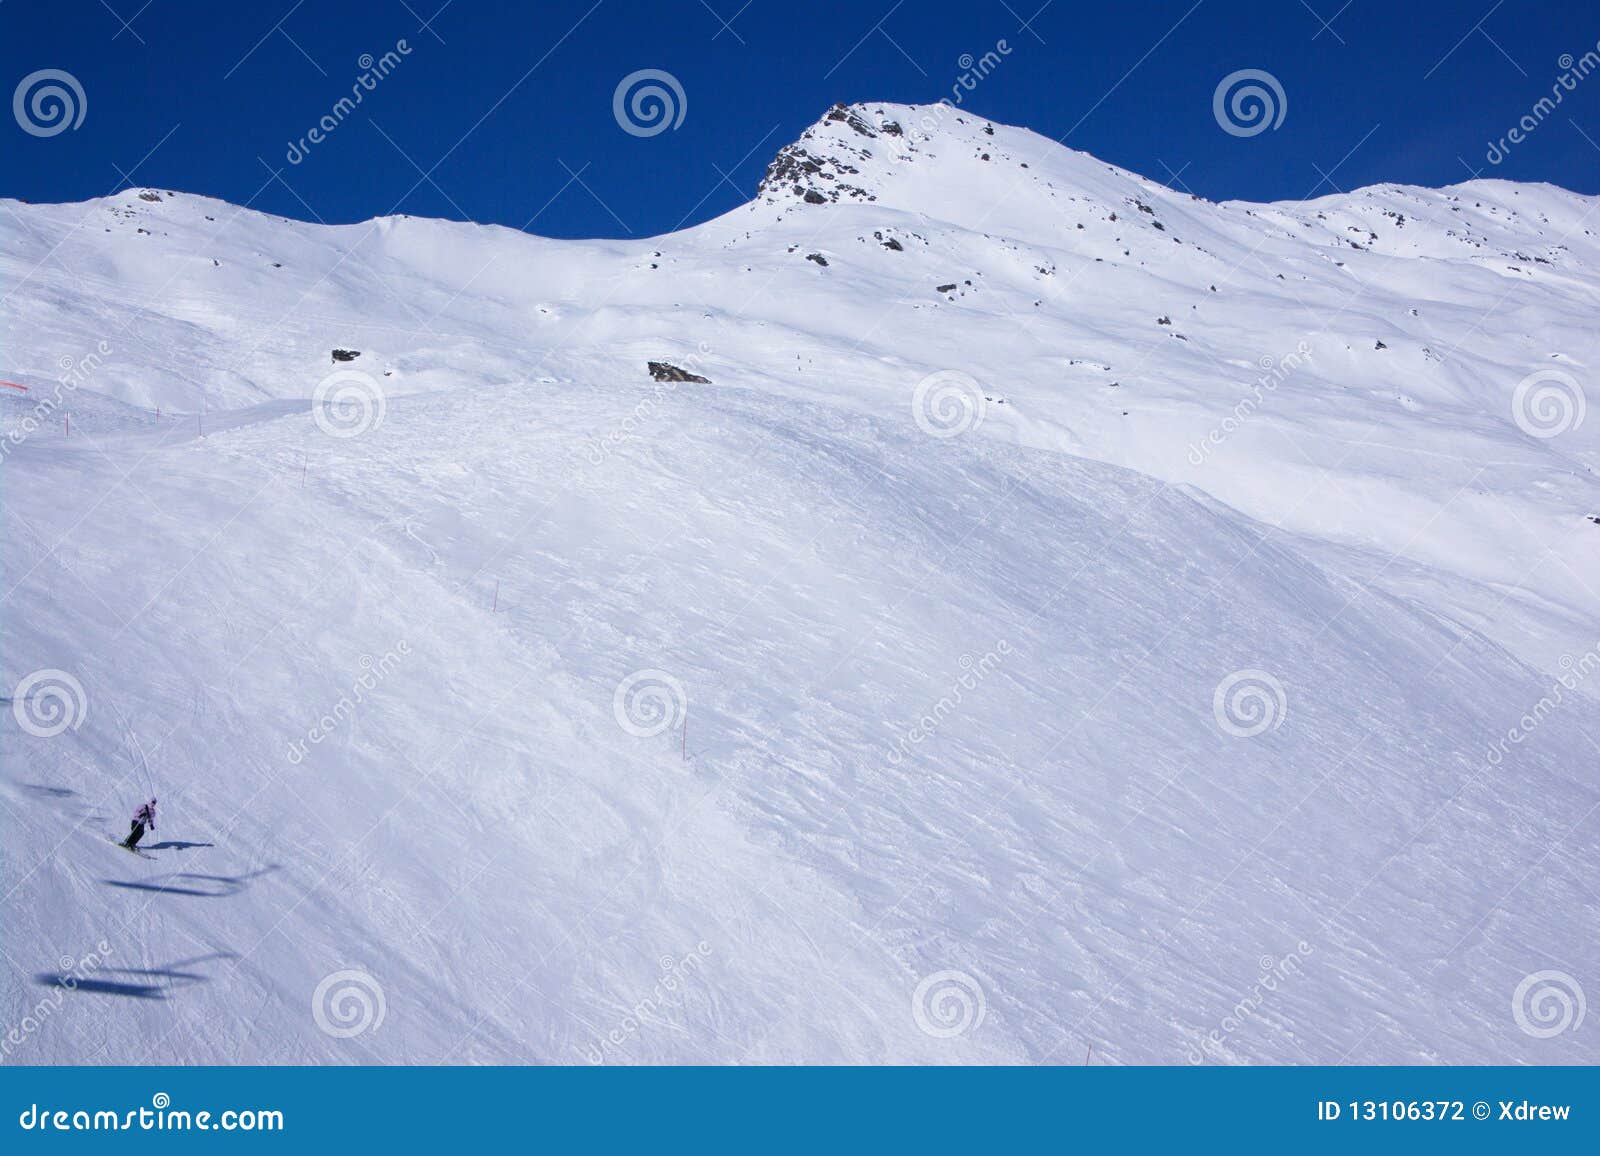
[2, 0, 1597, 238]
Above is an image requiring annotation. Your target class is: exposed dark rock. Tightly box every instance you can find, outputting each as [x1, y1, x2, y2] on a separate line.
[806, 252, 829, 267]
[936, 283, 957, 294]
[331, 349, 361, 363]
[823, 103, 877, 137]
[647, 361, 710, 384]
[756, 105, 883, 206]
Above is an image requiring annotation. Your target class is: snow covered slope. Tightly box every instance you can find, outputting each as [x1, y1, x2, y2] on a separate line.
[2, 103, 1596, 1064]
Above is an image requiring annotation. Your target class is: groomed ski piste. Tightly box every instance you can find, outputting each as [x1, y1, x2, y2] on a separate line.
[2, 102, 1596, 1064]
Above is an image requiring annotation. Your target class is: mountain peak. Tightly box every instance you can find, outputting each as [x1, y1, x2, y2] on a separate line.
[753, 100, 1024, 209]
[756, 102, 904, 206]
[749, 100, 1163, 240]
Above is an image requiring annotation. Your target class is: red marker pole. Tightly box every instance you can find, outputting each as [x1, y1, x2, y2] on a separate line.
[492, 580, 499, 614]
[64, 413, 69, 437]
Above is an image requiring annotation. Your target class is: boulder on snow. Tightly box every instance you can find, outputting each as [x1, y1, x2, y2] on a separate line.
[648, 361, 710, 384]
[331, 349, 361, 363]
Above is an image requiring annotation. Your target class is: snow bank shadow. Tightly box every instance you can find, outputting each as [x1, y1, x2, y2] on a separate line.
[99, 866, 278, 897]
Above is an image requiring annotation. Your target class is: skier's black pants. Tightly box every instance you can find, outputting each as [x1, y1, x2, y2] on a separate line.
[125, 820, 146, 848]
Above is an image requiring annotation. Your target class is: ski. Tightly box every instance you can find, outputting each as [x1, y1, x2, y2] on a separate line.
[106, 835, 156, 860]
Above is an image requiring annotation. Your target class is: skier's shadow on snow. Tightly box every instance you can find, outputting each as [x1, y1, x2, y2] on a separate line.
[100, 866, 278, 898]
[32, 952, 237, 1000]
[144, 840, 215, 851]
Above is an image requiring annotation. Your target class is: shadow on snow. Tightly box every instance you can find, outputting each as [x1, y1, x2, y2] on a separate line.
[99, 866, 279, 897]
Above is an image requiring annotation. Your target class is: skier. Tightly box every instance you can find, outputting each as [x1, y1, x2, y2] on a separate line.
[123, 798, 156, 849]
